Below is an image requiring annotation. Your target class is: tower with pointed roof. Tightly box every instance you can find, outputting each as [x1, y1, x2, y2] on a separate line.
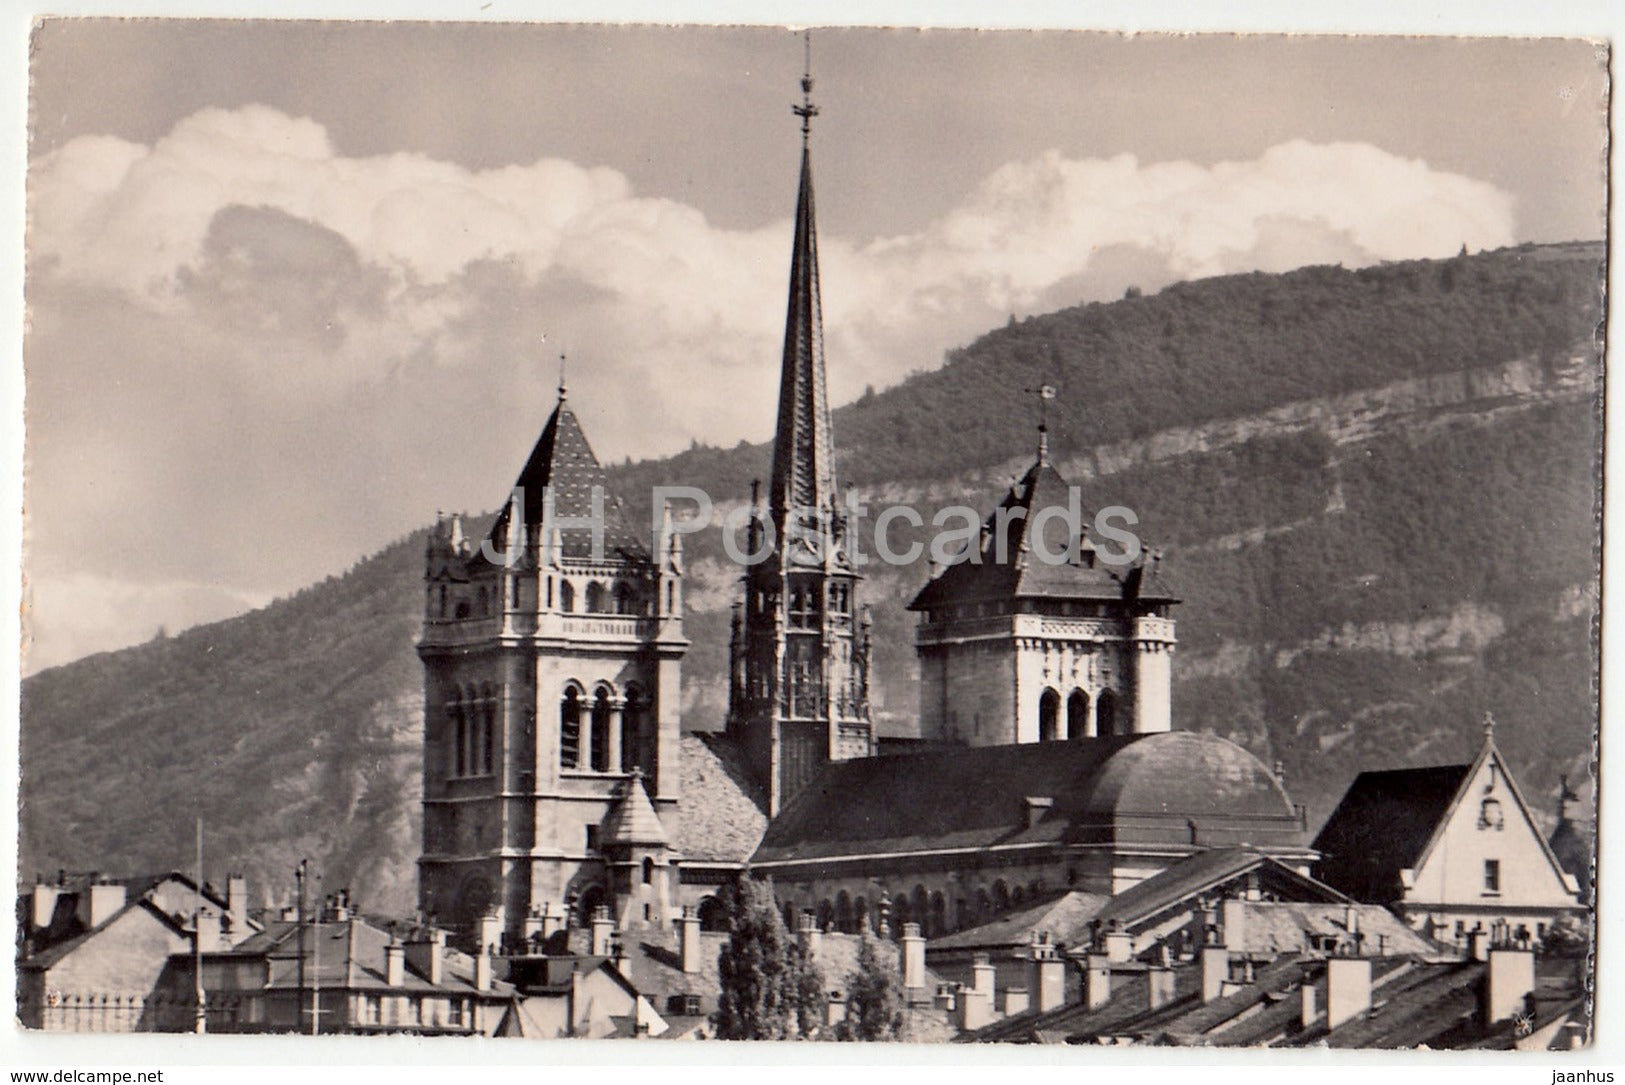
[908, 414, 1178, 746]
[418, 379, 687, 945]
[727, 47, 874, 815]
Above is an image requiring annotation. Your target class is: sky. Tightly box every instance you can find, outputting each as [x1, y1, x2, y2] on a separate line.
[18, 22, 1608, 672]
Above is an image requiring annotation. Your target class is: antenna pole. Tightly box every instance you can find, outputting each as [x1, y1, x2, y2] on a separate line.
[193, 817, 206, 1033]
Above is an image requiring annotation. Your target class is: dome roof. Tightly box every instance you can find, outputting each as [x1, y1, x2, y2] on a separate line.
[1073, 732, 1300, 845]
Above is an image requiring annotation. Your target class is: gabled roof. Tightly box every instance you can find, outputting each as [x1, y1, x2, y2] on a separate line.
[19, 897, 191, 972]
[753, 732, 1305, 866]
[486, 397, 649, 563]
[1311, 764, 1472, 903]
[928, 889, 1110, 953]
[1314, 734, 1581, 907]
[909, 458, 1178, 611]
[673, 733, 768, 864]
[1093, 848, 1347, 930]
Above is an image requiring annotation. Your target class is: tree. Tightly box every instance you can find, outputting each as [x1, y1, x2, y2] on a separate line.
[835, 933, 903, 1042]
[713, 874, 824, 1039]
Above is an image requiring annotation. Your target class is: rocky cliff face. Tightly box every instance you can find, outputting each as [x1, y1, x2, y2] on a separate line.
[20, 246, 1600, 917]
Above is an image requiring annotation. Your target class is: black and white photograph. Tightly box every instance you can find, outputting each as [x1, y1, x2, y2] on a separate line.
[8, 13, 1609, 1061]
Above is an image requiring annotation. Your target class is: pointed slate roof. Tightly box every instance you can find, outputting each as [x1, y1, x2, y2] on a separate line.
[768, 145, 837, 524]
[909, 458, 1179, 611]
[1310, 763, 1472, 903]
[601, 774, 669, 849]
[487, 396, 649, 563]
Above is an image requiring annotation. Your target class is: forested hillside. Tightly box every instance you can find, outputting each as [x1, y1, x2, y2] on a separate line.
[20, 242, 1602, 917]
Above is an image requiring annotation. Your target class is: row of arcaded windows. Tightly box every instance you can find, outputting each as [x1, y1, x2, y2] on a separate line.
[796, 876, 1050, 939]
[1038, 687, 1120, 741]
[431, 575, 667, 619]
[447, 686, 497, 778]
[559, 682, 654, 773]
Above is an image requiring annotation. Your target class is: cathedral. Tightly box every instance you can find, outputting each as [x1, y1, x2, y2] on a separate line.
[415, 62, 1313, 950]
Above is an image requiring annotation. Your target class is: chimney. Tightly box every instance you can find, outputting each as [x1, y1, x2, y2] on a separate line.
[522, 909, 544, 950]
[226, 874, 248, 935]
[1467, 925, 1490, 962]
[474, 944, 493, 992]
[1200, 946, 1231, 1003]
[87, 881, 127, 928]
[194, 905, 222, 953]
[385, 934, 405, 987]
[1484, 948, 1536, 1024]
[1084, 953, 1112, 1009]
[31, 883, 59, 931]
[476, 910, 503, 956]
[971, 953, 996, 1000]
[1325, 957, 1372, 1030]
[797, 910, 822, 960]
[1299, 978, 1318, 1030]
[1344, 903, 1360, 938]
[1003, 987, 1030, 1016]
[1029, 935, 1066, 1013]
[540, 900, 566, 939]
[1221, 898, 1248, 951]
[680, 906, 702, 975]
[901, 922, 926, 991]
[956, 984, 993, 1033]
[1103, 925, 1134, 963]
[1147, 963, 1176, 1011]
[590, 905, 615, 957]
[405, 928, 446, 985]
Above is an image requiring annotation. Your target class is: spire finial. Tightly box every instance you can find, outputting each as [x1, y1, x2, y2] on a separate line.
[1026, 384, 1057, 464]
[1482, 710, 1496, 741]
[793, 30, 819, 143]
[557, 352, 567, 402]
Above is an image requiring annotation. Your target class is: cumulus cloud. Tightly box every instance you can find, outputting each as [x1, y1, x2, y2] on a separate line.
[24, 105, 1518, 667]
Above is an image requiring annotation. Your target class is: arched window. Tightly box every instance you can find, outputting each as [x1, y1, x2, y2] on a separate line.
[590, 687, 612, 772]
[620, 688, 639, 774]
[666, 581, 676, 613]
[993, 880, 1010, 914]
[560, 686, 583, 769]
[438, 585, 448, 617]
[835, 892, 854, 934]
[955, 897, 969, 932]
[614, 583, 634, 615]
[575, 884, 606, 927]
[930, 892, 946, 938]
[1479, 798, 1505, 830]
[976, 889, 993, 924]
[450, 691, 466, 777]
[482, 694, 496, 776]
[854, 896, 869, 935]
[1011, 885, 1026, 909]
[642, 857, 655, 885]
[585, 581, 607, 614]
[465, 685, 481, 774]
[817, 899, 835, 932]
[698, 895, 728, 933]
[1097, 689, 1120, 736]
[1068, 690, 1090, 739]
[892, 893, 910, 939]
[912, 886, 929, 932]
[1039, 688, 1062, 742]
[559, 580, 575, 613]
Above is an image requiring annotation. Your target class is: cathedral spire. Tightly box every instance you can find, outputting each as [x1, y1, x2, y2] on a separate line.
[769, 34, 836, 527]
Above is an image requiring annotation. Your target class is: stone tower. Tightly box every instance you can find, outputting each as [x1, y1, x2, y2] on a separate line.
[727, 59, 873, 816]
[418, 383, 687, 945]
[908, 425, 1178, 746]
